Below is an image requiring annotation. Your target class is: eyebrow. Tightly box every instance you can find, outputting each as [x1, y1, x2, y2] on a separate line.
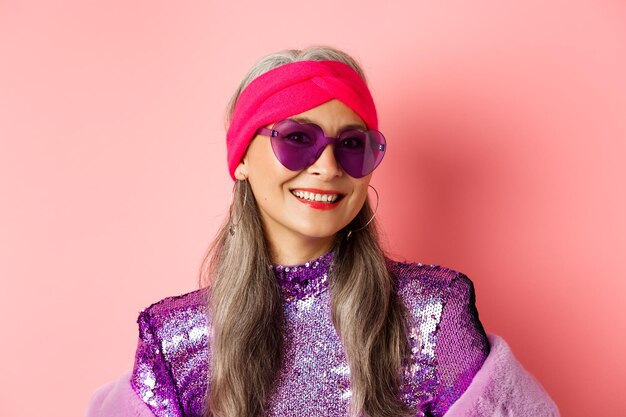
[290, 116, 367, 131]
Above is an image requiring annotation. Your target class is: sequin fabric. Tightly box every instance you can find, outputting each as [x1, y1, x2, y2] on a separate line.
[130, 253, 490, 417]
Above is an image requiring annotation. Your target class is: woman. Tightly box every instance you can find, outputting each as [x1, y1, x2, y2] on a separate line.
[87, 46, 559, 417]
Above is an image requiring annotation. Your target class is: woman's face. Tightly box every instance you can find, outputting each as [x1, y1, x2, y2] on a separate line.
[235, 99, 372, 258]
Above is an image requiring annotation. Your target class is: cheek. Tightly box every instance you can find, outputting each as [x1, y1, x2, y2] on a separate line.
[354, 176, 373, 199]
[245, 140, 290, 185]
[246, 158, 301, 200]
[248, 146, 275, 175]
[349, 180, 373, 213]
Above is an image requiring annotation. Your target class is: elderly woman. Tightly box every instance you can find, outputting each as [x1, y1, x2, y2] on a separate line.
[87, 46, 559, 417]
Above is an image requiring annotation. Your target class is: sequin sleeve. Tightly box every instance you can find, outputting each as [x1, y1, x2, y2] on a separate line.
[130, 309, 184, 417]
[429, 273, 490, 416]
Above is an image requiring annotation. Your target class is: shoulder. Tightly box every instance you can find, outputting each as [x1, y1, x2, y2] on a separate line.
[387, 259, 480, 335]
[388, 259, 473, 304]
[139, 287, 208, 322]
[137, 288, 209, 360]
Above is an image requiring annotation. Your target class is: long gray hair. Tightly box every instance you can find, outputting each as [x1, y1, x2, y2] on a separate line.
[200, 46, 412, 417]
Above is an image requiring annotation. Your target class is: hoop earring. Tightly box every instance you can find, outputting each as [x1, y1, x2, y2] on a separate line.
[347, 184, 379, 240]
[228, 180, 248, 236]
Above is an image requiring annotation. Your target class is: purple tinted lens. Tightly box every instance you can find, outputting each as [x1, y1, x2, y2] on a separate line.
[335, 129, 386, 178]
[269, 119, 386, 178]
[269, 120, 322, 171]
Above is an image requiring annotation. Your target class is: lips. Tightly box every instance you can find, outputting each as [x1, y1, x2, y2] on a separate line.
[290, 188, 345, 210]
[291, 190, 339, 203]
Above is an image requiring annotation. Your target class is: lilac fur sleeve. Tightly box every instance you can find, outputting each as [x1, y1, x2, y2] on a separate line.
[86, 372, 155, 417]
[443, 334, 560, 416]
[431, 274, 491, 415]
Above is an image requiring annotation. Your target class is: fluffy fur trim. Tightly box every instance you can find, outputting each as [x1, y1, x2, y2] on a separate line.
[444, 334, 560, 416]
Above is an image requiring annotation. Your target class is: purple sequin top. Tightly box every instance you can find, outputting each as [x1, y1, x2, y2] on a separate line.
[130, 253, 489, 417]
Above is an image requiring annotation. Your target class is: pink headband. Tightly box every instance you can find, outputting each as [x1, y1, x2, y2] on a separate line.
[226, 60, 378, 180]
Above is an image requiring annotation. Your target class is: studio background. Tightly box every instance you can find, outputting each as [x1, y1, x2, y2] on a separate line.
[1, 1, 624, 416]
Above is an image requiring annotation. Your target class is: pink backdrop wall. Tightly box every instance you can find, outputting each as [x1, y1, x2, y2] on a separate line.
[1, 1, 624, 416]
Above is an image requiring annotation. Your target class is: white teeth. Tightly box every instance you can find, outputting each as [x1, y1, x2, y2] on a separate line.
[291, 190, 339, 203]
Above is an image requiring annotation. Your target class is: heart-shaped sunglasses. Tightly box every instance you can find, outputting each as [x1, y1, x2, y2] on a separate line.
[255, 119, 386, 178]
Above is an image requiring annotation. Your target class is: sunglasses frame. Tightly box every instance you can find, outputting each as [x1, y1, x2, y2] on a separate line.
[255, 119, 386, 178]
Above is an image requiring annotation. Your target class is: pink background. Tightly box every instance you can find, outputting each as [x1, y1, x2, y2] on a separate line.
[1, 1, 624, 416]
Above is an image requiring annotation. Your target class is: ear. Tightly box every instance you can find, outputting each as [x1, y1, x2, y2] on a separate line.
[234, 159, 248, 180]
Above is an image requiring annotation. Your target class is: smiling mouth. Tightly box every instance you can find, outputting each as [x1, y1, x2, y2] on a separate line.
[290, 189, 345, 204]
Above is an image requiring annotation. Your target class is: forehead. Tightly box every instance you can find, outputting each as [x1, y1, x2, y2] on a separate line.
[289, 99, 366, 131]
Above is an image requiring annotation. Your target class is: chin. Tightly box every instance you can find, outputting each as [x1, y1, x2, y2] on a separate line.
[294, 226, 343, 241]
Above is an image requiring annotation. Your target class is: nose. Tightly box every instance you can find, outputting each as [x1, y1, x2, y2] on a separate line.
[307, 145, 343, 179]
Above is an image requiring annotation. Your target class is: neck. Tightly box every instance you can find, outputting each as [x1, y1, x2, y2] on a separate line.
[267, 233, 336, 265]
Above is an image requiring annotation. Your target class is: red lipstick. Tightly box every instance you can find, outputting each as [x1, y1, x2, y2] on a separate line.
[290, 188, 344, 211]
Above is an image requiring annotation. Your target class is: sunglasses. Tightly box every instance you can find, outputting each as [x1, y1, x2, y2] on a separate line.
[255, 119, 387, 178]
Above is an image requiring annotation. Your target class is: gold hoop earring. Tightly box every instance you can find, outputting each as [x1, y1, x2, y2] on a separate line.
[229, 180, 248, 236]
[347, 184, 379, 240]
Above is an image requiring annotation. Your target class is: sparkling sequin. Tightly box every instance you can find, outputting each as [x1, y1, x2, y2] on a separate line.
[130, 253, 489, 417]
